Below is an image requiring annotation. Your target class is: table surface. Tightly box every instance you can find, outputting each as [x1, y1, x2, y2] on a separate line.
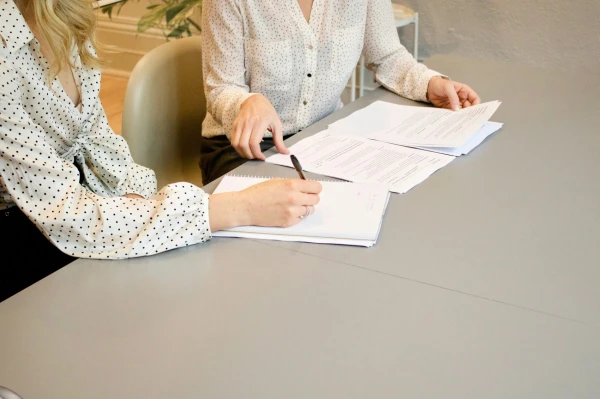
[1, 55, 599, 399]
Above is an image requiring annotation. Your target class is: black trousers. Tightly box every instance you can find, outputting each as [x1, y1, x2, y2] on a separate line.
[0, 207, 75, 303]
[199, 135, 278, 185]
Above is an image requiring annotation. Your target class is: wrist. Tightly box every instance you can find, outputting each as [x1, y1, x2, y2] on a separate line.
[240, 93, 262, 109]
[426, 76, 448, 102]
[208, 192, 250, 231]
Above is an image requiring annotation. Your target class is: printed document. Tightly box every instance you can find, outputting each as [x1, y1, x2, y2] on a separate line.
[267, 132, 454, 194]
[328, 100, 501, 149]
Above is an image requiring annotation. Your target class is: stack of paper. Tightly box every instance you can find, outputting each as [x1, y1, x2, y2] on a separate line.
[327, 100, 503, 156]
[212, 176, 390, 247]
[267, 132, 454, 194]
[267, 100, 502, 193]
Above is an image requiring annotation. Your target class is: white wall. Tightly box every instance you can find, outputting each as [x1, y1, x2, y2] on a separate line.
[395, 0, 600, 73]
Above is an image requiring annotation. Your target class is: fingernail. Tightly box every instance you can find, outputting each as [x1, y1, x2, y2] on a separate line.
[453, 106, 459, 111]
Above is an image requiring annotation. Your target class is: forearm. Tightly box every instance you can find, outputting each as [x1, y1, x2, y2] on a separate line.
[205, 86, 256, 138]
[46, 183, 211, 259]
[373, 54, 441, 102]
[202, 0, 253, 136]
[208, 191, 248, 231]
[364, 0, 441, 102]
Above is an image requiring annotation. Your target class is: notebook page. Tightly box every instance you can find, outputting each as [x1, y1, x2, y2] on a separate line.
[212, 176, 390, 242]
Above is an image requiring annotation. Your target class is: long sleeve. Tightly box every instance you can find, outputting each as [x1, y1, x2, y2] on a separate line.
[0, 61, 211, 259]
[72, 99, 157, 200]
[363, 0, 441, 102]
[202, 0, 254, 139]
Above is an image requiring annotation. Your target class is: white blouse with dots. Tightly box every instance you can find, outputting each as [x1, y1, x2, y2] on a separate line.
[0, 0, 211, 259]
[201, 0, 441, 139]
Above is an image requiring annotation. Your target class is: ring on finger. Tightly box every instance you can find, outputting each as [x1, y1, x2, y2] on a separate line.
[299, 205, 311, 219]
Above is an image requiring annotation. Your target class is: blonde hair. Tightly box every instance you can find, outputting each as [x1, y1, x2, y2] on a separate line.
[33, 0, 101, 77]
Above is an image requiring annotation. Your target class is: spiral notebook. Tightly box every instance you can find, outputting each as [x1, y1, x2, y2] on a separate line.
[212, 176, 391, 247]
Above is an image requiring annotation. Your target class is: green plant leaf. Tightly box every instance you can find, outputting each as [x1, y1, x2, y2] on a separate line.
[167, 25, 188, 38]
[133, 0, 202, 38]
[165, 3, 187, 24]
[101, 5, 115, 18]
[137, 3, 169, 32]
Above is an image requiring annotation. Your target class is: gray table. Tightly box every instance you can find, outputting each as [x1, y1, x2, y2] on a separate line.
[207, 55, 600, 325]
[1, 56, 599, 398]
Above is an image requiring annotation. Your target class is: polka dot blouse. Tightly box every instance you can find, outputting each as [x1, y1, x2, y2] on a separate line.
[201, 0, 441, 139]
[0, 0, 211, 259]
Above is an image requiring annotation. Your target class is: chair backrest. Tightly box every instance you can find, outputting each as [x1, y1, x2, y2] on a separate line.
[0, 386, 22, 399]
[121, 36, 205, 187]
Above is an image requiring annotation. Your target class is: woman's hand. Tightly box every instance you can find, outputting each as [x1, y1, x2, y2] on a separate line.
[427, 76, 481, 111]
[208, 179, 322, 231]
[231, 94, 289, 160]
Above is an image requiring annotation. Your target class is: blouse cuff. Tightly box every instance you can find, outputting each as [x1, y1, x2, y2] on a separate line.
[149, 183, 212, 248]
[203, 193, 213, 237]
[188, 186, 212, 242]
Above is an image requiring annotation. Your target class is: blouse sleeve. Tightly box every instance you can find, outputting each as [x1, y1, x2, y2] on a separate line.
[0, 61, 211, 259]
[363, 0, 442, 102]
[201, 0, 255, 139]
[73, 96, 157, 200]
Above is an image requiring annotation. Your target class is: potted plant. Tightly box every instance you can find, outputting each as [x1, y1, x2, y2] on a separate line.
[102, 0, 202, 39]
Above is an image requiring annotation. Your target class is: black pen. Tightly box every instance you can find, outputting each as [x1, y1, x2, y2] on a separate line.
[290, 155, 306, 180]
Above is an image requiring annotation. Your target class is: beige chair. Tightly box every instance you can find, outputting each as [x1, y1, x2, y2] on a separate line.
[121, 36, 205, 188]
[0, 386, 22, 399]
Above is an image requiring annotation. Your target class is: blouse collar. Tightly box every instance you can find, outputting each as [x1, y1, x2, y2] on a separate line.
[0, 0, 35, 54]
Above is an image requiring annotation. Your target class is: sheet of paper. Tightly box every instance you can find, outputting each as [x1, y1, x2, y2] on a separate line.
[328, 101, 408, 138]
[329, 100, 501, 148]
[213, 176, 390, 242]
[267, 132, 454, 194]
[412, 121, 504, 156]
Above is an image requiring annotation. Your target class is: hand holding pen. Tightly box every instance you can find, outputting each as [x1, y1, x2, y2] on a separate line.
[290, 154, 317, 219]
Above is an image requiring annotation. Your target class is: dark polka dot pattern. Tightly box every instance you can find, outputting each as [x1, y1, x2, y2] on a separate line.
[200, 0, 441, 140]
[0, 0, 211, 259]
